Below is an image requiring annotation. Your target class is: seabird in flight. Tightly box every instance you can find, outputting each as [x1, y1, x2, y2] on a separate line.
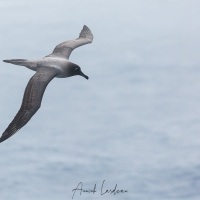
[0, 25, 93, 143]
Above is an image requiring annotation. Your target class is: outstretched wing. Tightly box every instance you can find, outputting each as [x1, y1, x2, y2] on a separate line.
[0, 67, 59, 143]
[46, 25, 93, 59]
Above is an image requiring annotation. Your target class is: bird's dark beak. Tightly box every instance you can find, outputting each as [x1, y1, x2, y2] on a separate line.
[80, 71, 89, 80]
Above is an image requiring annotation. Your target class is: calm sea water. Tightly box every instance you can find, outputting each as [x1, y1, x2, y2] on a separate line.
[1, 0, 200, 200]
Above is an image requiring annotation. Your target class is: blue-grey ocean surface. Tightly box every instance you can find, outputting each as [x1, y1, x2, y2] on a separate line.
[1, 0, 200, 199]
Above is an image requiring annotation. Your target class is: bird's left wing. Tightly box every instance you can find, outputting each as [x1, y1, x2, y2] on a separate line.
[46, 25, 93, 59]
[0, 67, 59, 143]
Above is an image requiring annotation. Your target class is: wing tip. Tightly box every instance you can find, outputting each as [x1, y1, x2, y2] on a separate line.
[0, 127, 19, 143]
[0, 133, 9, 143]
[79, 25, 93, 42]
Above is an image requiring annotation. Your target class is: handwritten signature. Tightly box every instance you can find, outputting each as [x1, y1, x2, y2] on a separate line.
[72, 180, 128, 199]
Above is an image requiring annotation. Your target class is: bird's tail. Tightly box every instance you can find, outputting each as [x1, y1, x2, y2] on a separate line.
[3, 59, 37, 71]
[3, 59, 28, 66]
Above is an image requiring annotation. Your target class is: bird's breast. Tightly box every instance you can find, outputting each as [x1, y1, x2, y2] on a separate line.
[39, 57, 70, 78]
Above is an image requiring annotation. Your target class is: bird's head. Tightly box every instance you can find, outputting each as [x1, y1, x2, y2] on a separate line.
[68, 63, 89, 80]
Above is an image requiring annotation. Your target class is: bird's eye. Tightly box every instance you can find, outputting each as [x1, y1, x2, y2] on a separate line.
[75, 67, 79, 71]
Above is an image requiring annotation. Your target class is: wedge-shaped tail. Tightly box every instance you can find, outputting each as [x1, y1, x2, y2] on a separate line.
[3, 59, 28, 65]
[3, 59, 37, 71]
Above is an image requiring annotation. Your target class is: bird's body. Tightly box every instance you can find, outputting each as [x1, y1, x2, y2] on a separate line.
[14, 57, 80, 78]
[0, 25, 93, 143]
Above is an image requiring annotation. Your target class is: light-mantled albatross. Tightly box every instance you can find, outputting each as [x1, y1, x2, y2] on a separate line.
[0, 25, 93, 143]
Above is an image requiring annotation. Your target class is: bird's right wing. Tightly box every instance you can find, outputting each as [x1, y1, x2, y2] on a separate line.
[0, 67, 59, 143]
[46, 25, 93, 59]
